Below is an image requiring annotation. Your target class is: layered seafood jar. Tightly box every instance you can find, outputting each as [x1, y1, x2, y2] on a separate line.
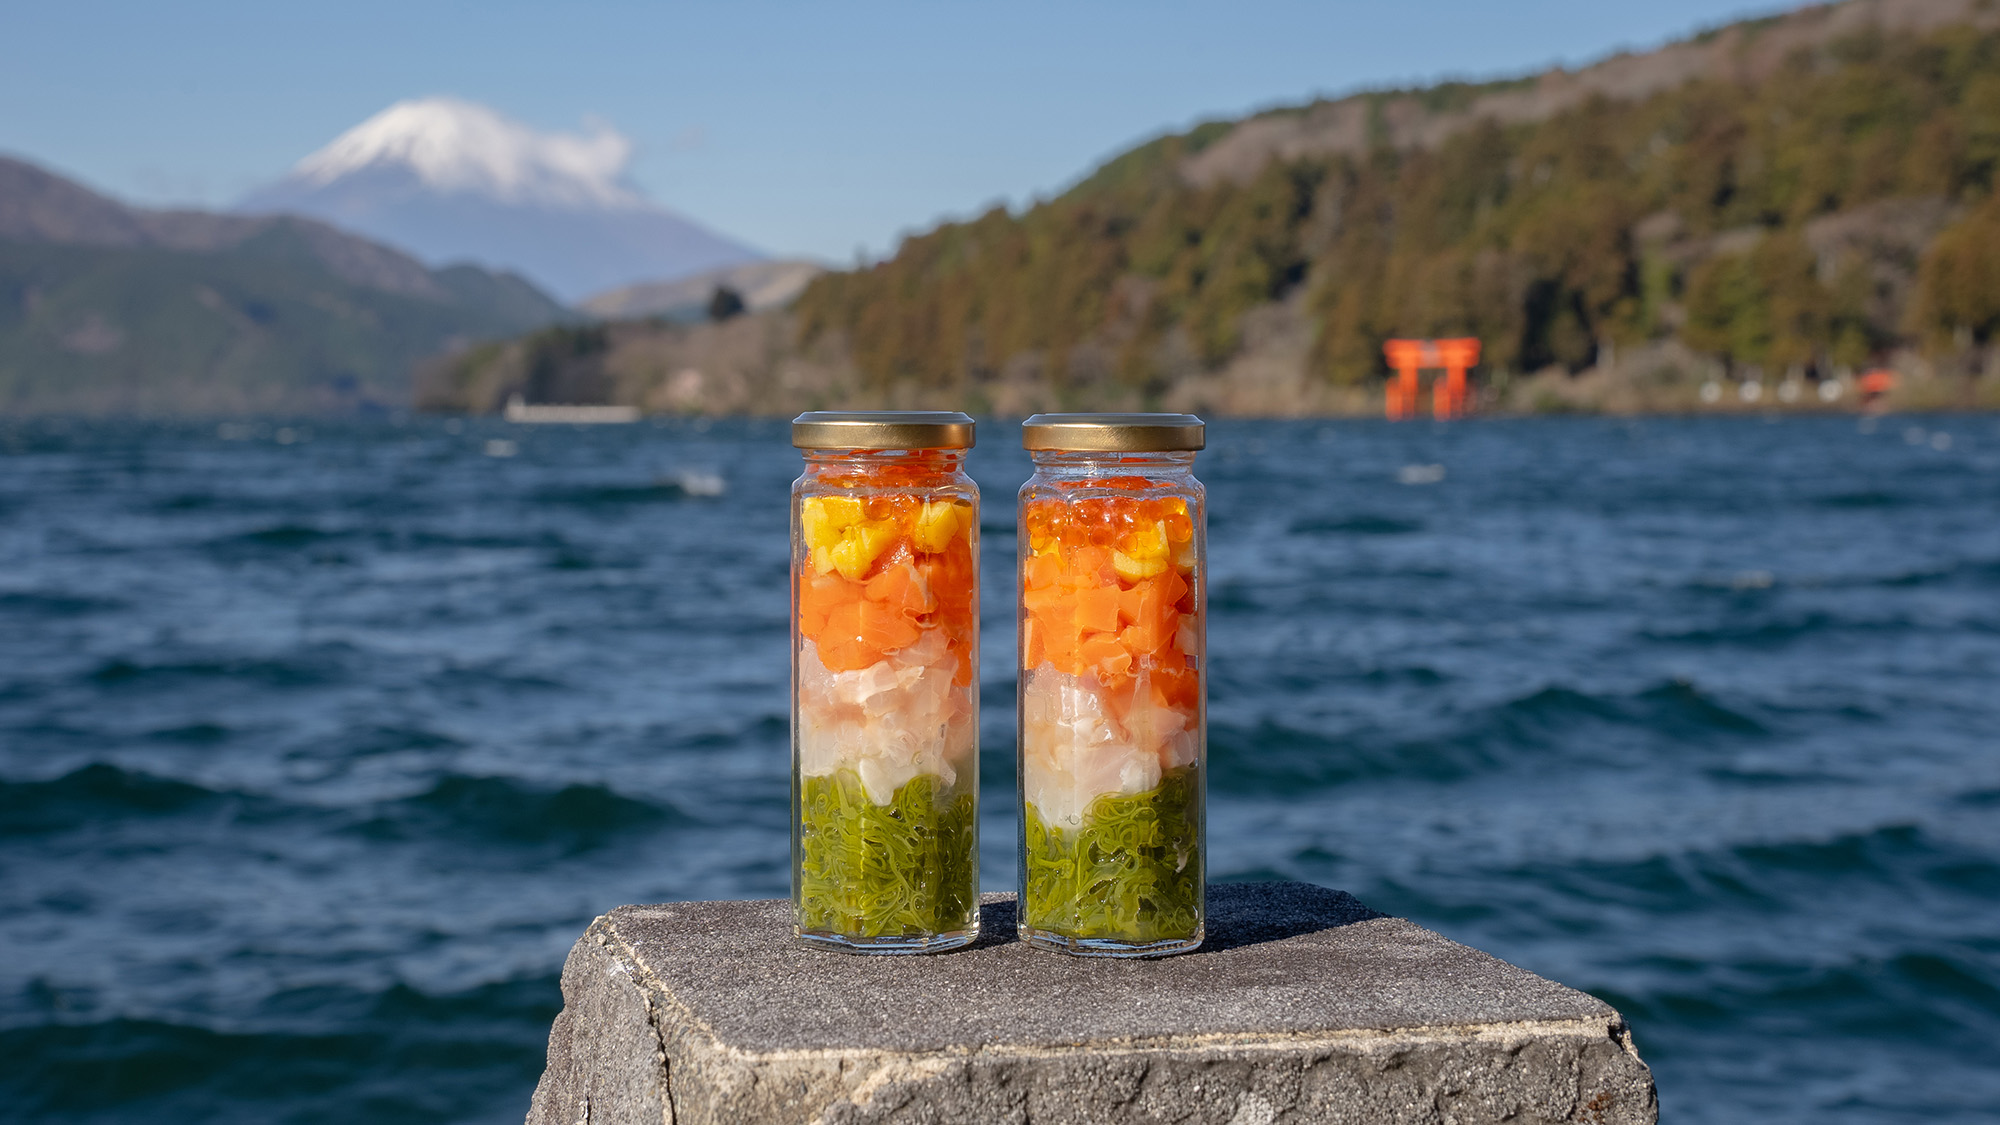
[1016, 413, 1206, 956]
[790, 412, 980, 953]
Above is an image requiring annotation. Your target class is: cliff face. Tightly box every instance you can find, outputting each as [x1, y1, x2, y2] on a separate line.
[0, 157, 567, 415]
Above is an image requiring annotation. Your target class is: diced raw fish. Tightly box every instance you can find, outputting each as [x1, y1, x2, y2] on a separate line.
[797, 635, 975, 804]
[1020, 665, 1196, 828]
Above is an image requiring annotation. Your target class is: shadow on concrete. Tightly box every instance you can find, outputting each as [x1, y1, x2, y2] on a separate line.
[1197, 882, 1384, 954]
[973, 898, 1018, 948]
[969, 882, 1384, 955]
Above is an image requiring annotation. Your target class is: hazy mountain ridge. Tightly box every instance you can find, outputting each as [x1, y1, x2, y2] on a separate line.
[578, 259, 826, 321]
[0, 156, 568, 414]
[239, 98, 762, 302]
[0, 156, 449, 297]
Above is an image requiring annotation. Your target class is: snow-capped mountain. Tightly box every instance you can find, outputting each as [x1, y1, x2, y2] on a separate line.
[239, 97, 760, 304]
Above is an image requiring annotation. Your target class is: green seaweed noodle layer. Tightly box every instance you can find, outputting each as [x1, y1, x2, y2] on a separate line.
[1022, 766, 1202, 943]
[797, 769, 977, 939]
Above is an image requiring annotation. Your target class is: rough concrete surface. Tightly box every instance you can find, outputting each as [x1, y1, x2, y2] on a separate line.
[525, 882, 1656, 1125]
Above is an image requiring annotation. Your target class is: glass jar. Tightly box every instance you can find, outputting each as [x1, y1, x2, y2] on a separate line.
[790, 411, 981, 953]
[1016, 413, 1206, 957]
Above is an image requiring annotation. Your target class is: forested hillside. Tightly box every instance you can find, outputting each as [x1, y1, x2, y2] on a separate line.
[792, 1, 2000, 408]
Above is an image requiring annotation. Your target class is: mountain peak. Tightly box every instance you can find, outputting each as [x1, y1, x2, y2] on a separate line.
[289, 97, 641, 210]
[241, 97, 762, 302]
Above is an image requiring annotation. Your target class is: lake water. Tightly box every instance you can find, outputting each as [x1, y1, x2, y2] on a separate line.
[2, 414, 1997, 1124]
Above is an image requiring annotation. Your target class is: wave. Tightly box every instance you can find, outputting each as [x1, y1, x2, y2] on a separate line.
[1815, 490, 1907, 509]
[1207, 718, 1501, 790]
[349, 774, 693, 852]
[0, 764, 689, 854]
[1288, 514, 1424, 536]
[88, 651, 350, 691]
[419, 663, 570, 696]
[1208, 678, 1766, 792]
[532, 479, 721, 507]
[226, 524, 347, 549]
[0, 976, 557, 1123]
[155, 492, 229, 511]
[0, 764, 252, 837]
[327, 725, 465, 758]
[1608, 679, 1768, 737]
[1478, 825, 1997, 919]
[1207, 663, 1449, 698]
[1644, 610, 1857, 647]
[404, 529, 573, 552]
[661, 712, 787, 751]
[145, 722, 236, 745]
[212, 528, 579, 556]
[1873, 557, 2000, 589]
[0, 591, 125, 617]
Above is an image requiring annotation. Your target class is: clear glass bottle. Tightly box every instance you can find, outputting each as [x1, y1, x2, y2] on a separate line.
[790, 411, 981, 953]
[1016, 413, 1206, 957]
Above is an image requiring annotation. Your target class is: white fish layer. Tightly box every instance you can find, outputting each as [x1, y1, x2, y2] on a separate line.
[797, 631, 976, 804]
[1021, 665, 1197, 829]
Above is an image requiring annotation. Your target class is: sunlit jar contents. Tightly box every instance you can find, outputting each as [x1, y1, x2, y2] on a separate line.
[1016, 413, 1206, 957]
[789, 412, 980, 953]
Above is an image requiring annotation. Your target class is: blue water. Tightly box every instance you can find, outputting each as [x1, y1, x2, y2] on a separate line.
[2, 415, 1997, 1123]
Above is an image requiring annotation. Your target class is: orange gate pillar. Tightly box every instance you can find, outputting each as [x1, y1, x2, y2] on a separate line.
[1383, 340, 1426, 421]
[1434, 338, 1482, 420]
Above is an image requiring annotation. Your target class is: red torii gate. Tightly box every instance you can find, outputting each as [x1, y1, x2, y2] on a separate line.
[1383, 338, 1482, 420]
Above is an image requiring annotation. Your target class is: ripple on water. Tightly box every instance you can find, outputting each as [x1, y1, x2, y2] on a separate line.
[347, 775, 695, 853]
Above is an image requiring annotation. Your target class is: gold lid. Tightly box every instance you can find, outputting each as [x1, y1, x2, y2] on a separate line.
[1020, 413, 1206, 452]
[791, 411, 975, 450]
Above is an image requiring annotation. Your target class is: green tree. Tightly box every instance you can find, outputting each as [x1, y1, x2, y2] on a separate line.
[1910, 194, 2000, 346]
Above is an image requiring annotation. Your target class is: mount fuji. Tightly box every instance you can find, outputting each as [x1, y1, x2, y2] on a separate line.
[239, 98, 761, 305]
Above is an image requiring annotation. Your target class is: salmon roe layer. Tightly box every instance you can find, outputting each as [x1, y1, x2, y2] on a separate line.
[801, 451, 964, 491]
[1020, 483, 1199, 714]
[796, 460, 976, 685]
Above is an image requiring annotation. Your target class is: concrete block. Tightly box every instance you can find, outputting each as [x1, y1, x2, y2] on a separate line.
[526, 882, 1656, 1124]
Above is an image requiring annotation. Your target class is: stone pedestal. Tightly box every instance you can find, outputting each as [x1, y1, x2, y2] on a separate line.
[526, 882, 1656, 1125]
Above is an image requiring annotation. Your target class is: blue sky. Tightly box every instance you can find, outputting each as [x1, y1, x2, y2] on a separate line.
[2, 0, 1790, 263]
